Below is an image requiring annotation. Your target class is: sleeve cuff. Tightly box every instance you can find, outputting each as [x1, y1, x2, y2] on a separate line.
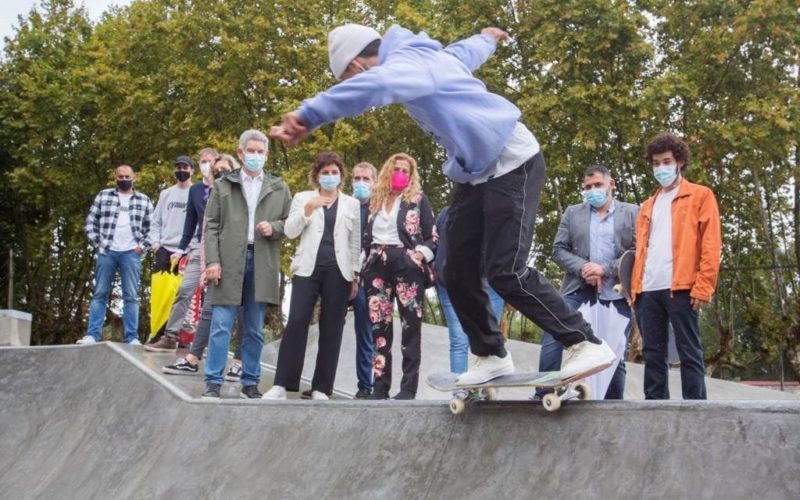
[416, 245, 434, 263]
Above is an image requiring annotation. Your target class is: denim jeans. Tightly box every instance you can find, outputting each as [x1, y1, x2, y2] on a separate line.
[86, 249, 142, 343]
[352, 285, 373, 390]
[204, 250, 266, 387]
[438, 285, 505, 374]
[537, 286, 630, 399]
[636, 290, 706, 399]
[189, 284, 244, 361]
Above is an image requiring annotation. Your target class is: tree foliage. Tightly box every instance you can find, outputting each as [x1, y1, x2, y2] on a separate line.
[0, 0, 797, 380]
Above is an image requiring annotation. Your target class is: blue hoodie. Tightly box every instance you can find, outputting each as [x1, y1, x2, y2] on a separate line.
[298, 25, 524, 183]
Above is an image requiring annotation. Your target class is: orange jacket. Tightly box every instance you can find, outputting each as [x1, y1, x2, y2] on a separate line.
[631, 179, 721, 302]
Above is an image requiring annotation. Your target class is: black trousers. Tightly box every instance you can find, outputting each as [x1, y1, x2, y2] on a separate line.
[273, 265, 350, 394]
[362, 246, 426, 396]
[445, 153, 597, 357]
[636, 290, 707, 399]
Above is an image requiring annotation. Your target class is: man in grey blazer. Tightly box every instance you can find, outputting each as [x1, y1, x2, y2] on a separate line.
[536, 165, 639, 399]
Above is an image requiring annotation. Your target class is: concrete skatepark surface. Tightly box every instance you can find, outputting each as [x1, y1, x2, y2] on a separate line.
[2, 340, 799, 499]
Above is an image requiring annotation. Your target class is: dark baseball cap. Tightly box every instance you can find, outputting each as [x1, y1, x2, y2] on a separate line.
[174, 155, 194, 168]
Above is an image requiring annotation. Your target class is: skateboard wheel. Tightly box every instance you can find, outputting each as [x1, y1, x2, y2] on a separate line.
[484, 387, 498, 401]
[450, 398, 466, 415]
[575, 383, 591, 400]
[542, 393, 561, 412]
[613, 284, 622, 294]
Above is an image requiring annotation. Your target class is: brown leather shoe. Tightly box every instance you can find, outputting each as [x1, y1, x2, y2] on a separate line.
[144, 335, 177, 353]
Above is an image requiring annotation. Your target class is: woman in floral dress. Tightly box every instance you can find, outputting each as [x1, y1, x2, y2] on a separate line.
[361, 153, 436, 400]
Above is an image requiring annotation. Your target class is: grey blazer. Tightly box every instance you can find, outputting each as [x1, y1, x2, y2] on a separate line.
[551, 200, 639, 295]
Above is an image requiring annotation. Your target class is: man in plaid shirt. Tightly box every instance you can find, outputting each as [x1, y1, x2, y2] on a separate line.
[77, 165, 154, 345]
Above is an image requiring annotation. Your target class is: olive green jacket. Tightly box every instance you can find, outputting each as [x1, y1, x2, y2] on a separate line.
[204, 169, 291, 305]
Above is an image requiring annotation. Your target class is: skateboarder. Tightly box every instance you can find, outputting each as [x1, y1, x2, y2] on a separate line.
[631, 132, 721, 399]
[536, 165, 639, 399]
[270, 23, 615, 384]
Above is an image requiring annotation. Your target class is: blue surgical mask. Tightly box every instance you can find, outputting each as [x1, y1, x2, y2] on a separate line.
[582, 188, 608, 208]
[352, 181, 371, 201]
[653, 164, 678, 187]
[243, 153, 266, 172]
[319, 174, 341, 191]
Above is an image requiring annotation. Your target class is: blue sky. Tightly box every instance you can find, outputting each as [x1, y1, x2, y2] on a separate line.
[1, 0, 132, 48]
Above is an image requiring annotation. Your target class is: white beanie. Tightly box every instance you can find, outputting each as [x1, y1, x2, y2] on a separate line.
[328, 24, 382, 80]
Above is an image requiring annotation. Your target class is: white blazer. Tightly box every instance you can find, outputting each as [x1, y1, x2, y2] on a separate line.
[284, 190, 361, 281]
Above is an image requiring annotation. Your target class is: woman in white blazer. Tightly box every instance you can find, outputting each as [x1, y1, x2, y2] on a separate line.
[264, 152, 361, 400]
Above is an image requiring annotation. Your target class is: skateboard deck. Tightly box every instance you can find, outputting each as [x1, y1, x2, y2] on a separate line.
[613, 249, 635, 300]
[427, 362, 612, 413]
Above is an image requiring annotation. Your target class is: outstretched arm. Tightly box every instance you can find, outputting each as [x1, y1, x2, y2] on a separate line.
[443, 27, 509, 72]
[270, 56, 435, 146]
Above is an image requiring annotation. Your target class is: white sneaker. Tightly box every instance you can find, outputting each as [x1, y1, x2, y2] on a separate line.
[262, 385, 287, 400]
[456, 351, 514, 386]
[76, 335, 97, 345]
[561, 340, 616, 380]
[128, 339, 142, 346]
[311, 391, 329, 401]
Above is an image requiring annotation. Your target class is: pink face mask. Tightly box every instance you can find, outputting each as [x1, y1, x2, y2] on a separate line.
[391, 171, 410, 191]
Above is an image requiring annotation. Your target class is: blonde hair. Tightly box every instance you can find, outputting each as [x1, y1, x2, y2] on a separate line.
[370, 153, 422, 213]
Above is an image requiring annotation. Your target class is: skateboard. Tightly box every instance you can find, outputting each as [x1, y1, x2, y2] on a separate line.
[427, 363, 612, 414]
[612, 249, 634, 300]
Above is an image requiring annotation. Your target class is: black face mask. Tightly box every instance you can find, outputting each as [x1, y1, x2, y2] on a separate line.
[175, 170, 191, 182]
[116, 179, 133, 191]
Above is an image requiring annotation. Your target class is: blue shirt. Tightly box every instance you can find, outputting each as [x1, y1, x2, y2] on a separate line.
[589, 201, 621, 300]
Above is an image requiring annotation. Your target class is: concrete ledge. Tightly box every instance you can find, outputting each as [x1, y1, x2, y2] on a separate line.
[0, 309, 31, 346]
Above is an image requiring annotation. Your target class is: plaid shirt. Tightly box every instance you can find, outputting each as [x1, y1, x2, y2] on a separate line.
[85, 188, 154, 253]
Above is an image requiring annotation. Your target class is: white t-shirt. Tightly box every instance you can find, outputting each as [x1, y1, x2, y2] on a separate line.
[110, 193, 137, 252]
[470, 122, 540, 185]
[643, 187, 680, 291]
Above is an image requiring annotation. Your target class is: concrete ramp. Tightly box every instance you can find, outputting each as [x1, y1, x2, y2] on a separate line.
[1, 344, 799, 499]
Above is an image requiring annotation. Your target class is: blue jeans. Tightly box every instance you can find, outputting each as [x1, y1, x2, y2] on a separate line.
[352, 285, 373, 390]
[204, 250, 266, 387]
[537, 287, 630, 399]
[86, 250, 142, 343]
[438, 285, 505, 374]
[636, 290, 706, 399]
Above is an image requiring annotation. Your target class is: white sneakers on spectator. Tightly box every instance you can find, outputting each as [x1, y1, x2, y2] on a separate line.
[262, 385, 287, 400]
[311, 391, 329, 401]
[560, 339, 616, 379]
[76, 336, 145, 346]
[456, 351, 514, 386]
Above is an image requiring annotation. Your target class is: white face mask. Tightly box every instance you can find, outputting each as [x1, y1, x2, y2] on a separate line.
[199, 161, 212, 178]
[653, 164, 678, 187]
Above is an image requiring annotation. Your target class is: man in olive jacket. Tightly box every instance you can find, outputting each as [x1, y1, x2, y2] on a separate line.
[202, 129, 292, 399]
